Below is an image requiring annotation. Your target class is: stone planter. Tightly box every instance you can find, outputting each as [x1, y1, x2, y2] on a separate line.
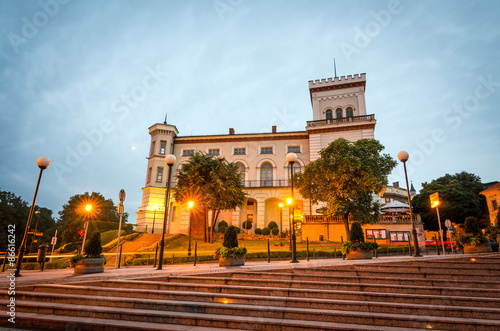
[346, 249, 373, 260]
[218, 256, 245, 267]
[74, 257, 105, 275]
[463, 242, 493, 254]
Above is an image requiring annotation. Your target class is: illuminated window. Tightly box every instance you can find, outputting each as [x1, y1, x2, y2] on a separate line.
[261, 147, 273, 154]
[325, 109, 333, 119]
[160, 141, 166, 155]
[288, 146, 300, 153]
[156, 167, 163, 183]
[182, 149, 194, 157]
[336, 108, 342, 118]
[208, 148, 220, 156]
[389, 231, 411, 242]
[366, 229, 387, 239]
[234, 148, 246, 155]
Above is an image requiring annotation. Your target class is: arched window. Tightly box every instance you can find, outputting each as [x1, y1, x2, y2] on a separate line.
[325, 109, 333, 119]
[260, 162, 273, 187]
[346, 107, 353, 117]
[288, 162, 301, 180]
[336, 108, 342, 118]
[237, 163, 245, 185]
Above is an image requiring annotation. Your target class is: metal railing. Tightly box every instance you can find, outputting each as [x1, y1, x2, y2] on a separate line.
[307, 114, 375, 127]
[243, 179, 290, 188]
[304, 214, 413, 224]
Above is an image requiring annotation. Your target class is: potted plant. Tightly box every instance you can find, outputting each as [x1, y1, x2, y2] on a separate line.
[72, 232, 106, 274]
[456, 217, 491, 254]
[341, 222, 378, 260]
[215, 225, 247, 267]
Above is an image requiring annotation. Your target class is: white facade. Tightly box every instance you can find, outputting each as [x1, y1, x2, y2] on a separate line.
[137, 73, 376, 235]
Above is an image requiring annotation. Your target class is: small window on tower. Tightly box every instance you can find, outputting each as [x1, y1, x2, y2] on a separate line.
[156, 167, 163, 183]
[346, 107, 354, 117]
[160, 141, 166, 155]
[336, 108, 343, 118]
[325, 109, 333, 119]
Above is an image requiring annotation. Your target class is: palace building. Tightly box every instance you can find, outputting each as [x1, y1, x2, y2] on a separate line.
[136, 73, 423, 243]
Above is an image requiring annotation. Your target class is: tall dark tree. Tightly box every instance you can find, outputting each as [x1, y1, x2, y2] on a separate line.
[412, 172, 486, 231]
[0, 188, 55, 251]
[57, 192, 128, 245]
[174, 152, 246, 243]
[295, 138, 396, 238]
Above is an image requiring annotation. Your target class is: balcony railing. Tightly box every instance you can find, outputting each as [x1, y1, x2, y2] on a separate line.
[243, 180, 290, 188]
[304, 214, 413, 224]
[307, 114, 375, 127]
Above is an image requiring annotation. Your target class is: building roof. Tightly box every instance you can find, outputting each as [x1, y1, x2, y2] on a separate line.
[481, 181, 500, 194]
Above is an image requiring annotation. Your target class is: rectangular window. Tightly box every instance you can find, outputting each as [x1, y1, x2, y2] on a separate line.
[234, 148, 246, 155]
[288, 146, 300, 153]
[366, 229, 387, 240]
[160, 141, 166, 155]
[208, 148, 220, 156]
[182, 149, 194, 157]
[261, 147, 273, 154]
[156, 167, 163, 183]
[492, 199, 498, 211]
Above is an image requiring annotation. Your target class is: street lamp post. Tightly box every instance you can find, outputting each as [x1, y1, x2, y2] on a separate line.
[15, 156, 50, 277]
[187, 201, 194, 256]
[286, 152, 299, 263]
[279, 203, 283, 238]
[158, 154, 176, 270]
[397, 151, 422, 257]
[29, 211, 41, 254]
[152, 205, 158, 234]
[115, 189, 125, 268]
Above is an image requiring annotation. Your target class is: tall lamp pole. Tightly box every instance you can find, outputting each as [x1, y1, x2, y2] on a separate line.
[397, 151, 422, 257]
[115, 189, 125, 268]
[15, 156, 50, 277]
[158, 154, 176, 270]
[187, 201, 194, 256]
[286, 152, 299, 263]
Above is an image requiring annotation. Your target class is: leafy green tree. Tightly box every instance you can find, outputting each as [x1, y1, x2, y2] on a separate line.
[349, 221, 365, 242]
[464, 216, 481, 235]
[174, 152, 246, 243]
[223, 225, 239, 248]
[295, 138, 396, 238]
[84, 232, 102, 257]
[57, 192, 128, 245]
[411, 172, 486, 231]
[0, 189, 55, 251]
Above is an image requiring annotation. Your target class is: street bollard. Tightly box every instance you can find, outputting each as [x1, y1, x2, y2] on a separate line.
[334, 248, 337, 259]
[153, 243, 158, 268]
[194, 242, 197, 266]
[37, 244, 48, 271]
[172, 254, 175, 264]
[267, 239, 270, 263]
[306, 238, 309, 261]
[408, 237, 412, 256]
[434, 235, 440, 255]
[387, 246, 389, 257]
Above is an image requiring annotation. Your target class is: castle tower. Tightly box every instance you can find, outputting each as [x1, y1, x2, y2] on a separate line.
[306, 73, 375, 161]
[136, 123, 179, 233]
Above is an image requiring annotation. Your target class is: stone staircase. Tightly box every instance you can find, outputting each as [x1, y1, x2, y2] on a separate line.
[2, 255, 500, 330]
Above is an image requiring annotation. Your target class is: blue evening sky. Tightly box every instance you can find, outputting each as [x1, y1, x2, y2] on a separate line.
[1, 0, 499, 223]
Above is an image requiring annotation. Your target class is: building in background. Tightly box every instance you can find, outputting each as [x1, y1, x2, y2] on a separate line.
[481, 182, 500, 226]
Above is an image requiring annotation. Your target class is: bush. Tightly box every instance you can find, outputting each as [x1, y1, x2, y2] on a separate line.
[84, 232, 102, 257]
[235, 227, 241, 234]
[218, 226, 227, 234]
[242, 220, 253, 230]
[485, 225, 500, 240]
[271, 228, 279, 236]
[262, 227, 271, 235]
[254, 228, 262, 235]
[268, 221, 278, 230]
[349, 222, 365, 243]
[464, 216, 481, 235]
[223, 225, 239, 248]
[218, 220, 228, 229]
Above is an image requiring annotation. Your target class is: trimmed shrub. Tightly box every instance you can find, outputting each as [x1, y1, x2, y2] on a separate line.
[218, 226, 227, 234]
[268, 221, 278, 230]
[262, 227, 271, 235]
[84, 232, 102, 257]
[218, 220, 228, 228]
[242, 220, 253, 230]
[464, 216, 481, 235]
[223, 225, 239, 248]
[254, 228, 262, 235]
[271, 227, 279, 236]
[349, 222, 365, 243]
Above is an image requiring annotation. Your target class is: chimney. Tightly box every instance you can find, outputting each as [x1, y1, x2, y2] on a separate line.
[229, 128, 235, 135]
[393, 182, 399, 188]
[272, 125, 277, 133]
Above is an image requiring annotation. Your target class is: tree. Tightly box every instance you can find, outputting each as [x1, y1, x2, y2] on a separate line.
[174, 152, 246, 243]
[84, 232, 102, 257]
[0, 188, 55, 251]
[223, 225, 239, 248]
[349, 221, 365, 242]
[57, 192, 128, 245]
[295, 138, 396, 238]
[411, 172, 486, 231]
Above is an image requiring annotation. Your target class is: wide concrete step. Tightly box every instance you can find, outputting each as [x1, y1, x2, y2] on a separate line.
[1, 300, 441, 331]
[22, 282, 500, 308]
[5, 289, 500, 320]
[96, 276, 500, 298]
[4, 298, 500, 331]
[199, 271, 500, 289]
